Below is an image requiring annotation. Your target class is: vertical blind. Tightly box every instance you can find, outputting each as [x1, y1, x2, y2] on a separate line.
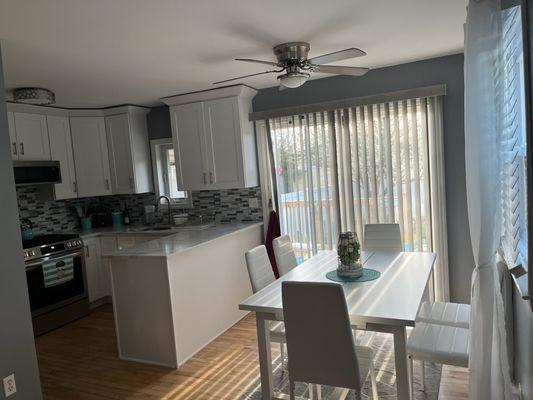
[267, 97, 444, 271]
[500, 5, 528, 268]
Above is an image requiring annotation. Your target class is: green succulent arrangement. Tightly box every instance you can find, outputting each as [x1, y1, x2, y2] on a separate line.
[338, 232, 361, 267]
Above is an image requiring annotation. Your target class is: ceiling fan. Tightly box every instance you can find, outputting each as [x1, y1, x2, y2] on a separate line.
[213, 42, 369, 89]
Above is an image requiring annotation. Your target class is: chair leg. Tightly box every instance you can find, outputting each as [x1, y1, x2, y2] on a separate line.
[421, 360, 426, 392]
[280, 343, 285, 368]
[408, 355, 414, 400]
[308, 383, 314, 400]
[317, 384, 322, 400]
[369, 357, 379, 400]
[289, 380, 296, 400]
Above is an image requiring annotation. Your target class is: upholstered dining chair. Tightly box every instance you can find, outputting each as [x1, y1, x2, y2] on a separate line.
[363, 223, 403, 252]
[273, 235, 298, 276]
[245, 245, 287, 368]
[282, 281, 379, 400]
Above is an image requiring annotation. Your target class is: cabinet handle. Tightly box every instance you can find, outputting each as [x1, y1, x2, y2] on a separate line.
[73, 181, 77, 193]
[20, 142, 24, 155]
[203, 173, 207, 184]
[12, 142, 17, 155]
[209, 172, 213, 184]
[85, 245, 90, 258]
[105, 179, 110, 191]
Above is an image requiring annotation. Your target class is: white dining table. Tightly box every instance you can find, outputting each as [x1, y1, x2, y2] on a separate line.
[239, 250, 436, 400]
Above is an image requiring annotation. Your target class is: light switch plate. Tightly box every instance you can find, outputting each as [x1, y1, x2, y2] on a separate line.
[3, 374, 16, 397]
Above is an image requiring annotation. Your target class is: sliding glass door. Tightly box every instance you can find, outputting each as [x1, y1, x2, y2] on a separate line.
[266, 96, 447, 299]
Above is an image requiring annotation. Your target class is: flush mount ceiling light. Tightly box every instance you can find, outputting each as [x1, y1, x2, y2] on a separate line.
[278, 70, 310, 89]
[13, 87, 56, 105]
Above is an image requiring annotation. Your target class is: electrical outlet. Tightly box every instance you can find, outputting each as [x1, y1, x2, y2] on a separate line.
[3, 374, 16, 397]
[248, 198, 259, 209]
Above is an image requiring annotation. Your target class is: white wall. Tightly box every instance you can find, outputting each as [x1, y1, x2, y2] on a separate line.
[0, 45, 42, 398]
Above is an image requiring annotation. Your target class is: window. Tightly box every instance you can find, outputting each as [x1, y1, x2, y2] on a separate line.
[150, 139, 191, 207]
[500, 5, 528, 270]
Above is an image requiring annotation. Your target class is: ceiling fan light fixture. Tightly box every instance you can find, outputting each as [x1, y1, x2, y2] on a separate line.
[13, 87, 56, 105]
[278, 71, 310, 89]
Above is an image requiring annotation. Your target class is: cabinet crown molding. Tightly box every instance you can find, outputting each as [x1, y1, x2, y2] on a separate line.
[6, 102, 150, 117]
[160, 84, 257, 107]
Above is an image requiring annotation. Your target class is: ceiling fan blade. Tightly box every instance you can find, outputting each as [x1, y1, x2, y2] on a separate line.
[308, 48, 366, 65]
[314, 65, 369, 76]
[235, 58, 281, 67]
[213, 70, 280, 85]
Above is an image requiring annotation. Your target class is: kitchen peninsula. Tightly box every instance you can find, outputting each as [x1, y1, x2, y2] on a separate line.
[109, 222, 262, 367]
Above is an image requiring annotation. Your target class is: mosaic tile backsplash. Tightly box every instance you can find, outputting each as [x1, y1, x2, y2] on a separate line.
[16, 186, 262, 235]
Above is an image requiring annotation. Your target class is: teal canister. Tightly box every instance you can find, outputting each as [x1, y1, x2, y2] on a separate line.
[20, 218, 34, 241]
[111, 211, 123, 228]
[80, 217, 92, 231]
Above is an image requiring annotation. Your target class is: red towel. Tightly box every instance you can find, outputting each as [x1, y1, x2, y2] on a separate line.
[265, 210, 281, 278]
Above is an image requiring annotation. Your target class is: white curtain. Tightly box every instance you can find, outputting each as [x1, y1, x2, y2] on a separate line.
[464, 0, 512, 399]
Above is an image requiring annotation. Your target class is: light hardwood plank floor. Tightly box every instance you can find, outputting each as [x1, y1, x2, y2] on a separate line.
[35, 305, 468, 399]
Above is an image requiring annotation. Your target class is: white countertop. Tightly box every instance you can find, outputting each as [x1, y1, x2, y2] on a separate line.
[107, 222, 263, 258]
[77, 225, 174, 238]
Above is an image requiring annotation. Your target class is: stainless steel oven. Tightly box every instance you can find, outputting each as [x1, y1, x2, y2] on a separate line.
[23, 234, 90, 336]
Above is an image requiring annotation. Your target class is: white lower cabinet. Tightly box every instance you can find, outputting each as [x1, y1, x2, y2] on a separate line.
[83, 237, 105, 303]
[84, 234, 159, 304]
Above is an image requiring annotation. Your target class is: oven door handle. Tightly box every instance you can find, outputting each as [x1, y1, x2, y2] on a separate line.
[25, 250, 84, 269]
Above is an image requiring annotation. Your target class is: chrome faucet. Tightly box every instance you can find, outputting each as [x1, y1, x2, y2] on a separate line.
[156, 195, 173, 226]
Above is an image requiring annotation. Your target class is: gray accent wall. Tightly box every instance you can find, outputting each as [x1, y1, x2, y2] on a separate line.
[253, 53, 474, 303]
[147, 53, 474, 302]
[0, 47, 43, 399]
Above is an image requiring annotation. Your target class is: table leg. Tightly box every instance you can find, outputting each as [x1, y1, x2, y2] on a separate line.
[256, 312, 274, 399]
[392, 326, 410, 400]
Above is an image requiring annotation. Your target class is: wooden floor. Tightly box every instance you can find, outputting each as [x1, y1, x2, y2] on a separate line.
[36, 305, 468, 399]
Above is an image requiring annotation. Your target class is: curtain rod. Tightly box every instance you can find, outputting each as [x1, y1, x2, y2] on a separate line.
[249, 84, 447, 121]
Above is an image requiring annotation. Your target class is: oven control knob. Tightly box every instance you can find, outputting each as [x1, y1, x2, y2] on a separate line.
[66, 242, 71, 248]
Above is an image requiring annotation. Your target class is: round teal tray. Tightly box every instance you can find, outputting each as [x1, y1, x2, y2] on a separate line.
[326, 268, 381, 283]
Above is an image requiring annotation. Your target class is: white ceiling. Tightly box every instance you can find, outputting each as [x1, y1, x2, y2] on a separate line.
[0, 0, 466, 108]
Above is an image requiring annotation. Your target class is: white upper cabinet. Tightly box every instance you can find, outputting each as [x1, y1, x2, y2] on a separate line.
[70, 116, 112, 198]
[170, 102, 210, 190]
[11, 112, 51, 160]
[7, 112, 17, 158]
[47, 115, 77, 200]
[204, 97, 244, 189]
[163, 85, 258, 191]
[105, 108, 153, 195]
[106, 114, 135, 194]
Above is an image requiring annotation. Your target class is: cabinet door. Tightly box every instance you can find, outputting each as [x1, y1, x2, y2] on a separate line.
[170, 102, 210, 191]
[7, 112, 18, 159]
[70, 117, 112, 197]
[47, 116, 77, 200]
[203, 97, 244, 189]
[84, 238, 104, 302]
[13, 113, 51, 160]
[106, 114, 135, 194]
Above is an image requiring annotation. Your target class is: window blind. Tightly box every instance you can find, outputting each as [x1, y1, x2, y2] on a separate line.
[265, 94, 450, 300]
[500, 5, 528, 268]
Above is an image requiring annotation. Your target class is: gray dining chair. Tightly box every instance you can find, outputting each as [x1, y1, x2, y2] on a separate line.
[273, 235, 298, 276]
[282, 281, 379, 400]
[363, 223, 403, 252]
[245, 245, 287, 367]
